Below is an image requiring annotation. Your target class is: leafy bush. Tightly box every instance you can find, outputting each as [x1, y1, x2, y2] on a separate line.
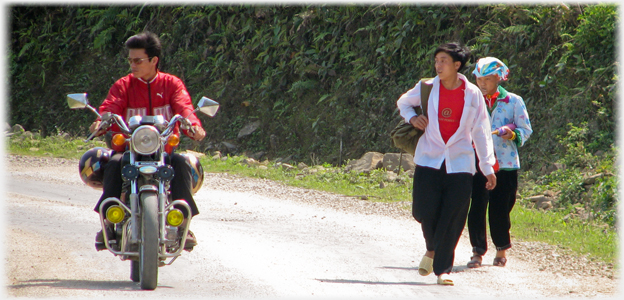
[557, 122, 603, 169]
[518, 122, 618, 228]
[9, 4, 616, 172]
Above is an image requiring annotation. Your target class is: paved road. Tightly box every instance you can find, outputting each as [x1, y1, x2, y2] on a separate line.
[4, 156, 618, 298]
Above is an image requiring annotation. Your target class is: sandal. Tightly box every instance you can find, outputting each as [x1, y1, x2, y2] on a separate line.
[493, 257, 507, 267]
[467, 255, 482, 268]
[418, 255, 433, 276]
[437, 274, 454, 286]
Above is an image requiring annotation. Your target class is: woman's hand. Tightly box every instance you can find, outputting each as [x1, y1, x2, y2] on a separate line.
[499, 126, 515, 140]
[409, 115, 429, 131]
[485, 173, 497, 190]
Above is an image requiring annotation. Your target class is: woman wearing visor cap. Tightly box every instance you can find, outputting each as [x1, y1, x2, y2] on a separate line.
[466, 57, 533, 268]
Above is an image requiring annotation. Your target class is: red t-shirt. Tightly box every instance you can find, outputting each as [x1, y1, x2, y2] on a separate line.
[438, 80, 465, 143]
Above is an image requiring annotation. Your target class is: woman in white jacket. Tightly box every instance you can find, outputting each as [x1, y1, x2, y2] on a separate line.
[396, 42, 497, 285]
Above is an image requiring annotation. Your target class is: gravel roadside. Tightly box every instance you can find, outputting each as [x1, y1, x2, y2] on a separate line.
[7, 154, 619, 296]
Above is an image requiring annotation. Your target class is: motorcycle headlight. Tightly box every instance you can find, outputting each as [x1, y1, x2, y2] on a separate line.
[131, 125, 161, 155]
[166, 209, 185, 227]
[106, 205, 126, 224]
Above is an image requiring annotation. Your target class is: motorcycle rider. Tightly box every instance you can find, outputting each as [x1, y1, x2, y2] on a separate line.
[90, 31, 206, 250]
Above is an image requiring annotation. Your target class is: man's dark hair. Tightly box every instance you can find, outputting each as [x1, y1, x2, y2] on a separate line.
[434, 42, 471, 71]
[125, 31, 162, 67]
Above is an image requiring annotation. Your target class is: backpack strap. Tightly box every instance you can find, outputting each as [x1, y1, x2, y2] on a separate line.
[420, 78, 433, 117]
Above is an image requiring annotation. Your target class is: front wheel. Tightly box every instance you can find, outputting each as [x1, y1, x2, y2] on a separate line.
[139, 192, 159, 290]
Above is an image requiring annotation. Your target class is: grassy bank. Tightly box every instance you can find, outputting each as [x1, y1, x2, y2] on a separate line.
[6, 132, 618, 265]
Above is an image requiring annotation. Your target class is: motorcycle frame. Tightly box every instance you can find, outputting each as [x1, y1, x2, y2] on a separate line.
[97, 127, 193, 265]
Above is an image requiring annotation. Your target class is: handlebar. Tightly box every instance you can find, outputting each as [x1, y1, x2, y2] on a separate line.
[84, 131, 99, 143]
[85, 113, 131, 142]
[162, 114, 196, 137]
[87, 112, 196, 141]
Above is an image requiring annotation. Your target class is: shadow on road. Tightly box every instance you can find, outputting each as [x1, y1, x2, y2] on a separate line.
[379, 266, 418, 271]
[317, 266, 434, 286]
[315, 264, 481, 286]
[315, 278, 433, 286]
[7, 279, 173, 291]
[380, 265, 472, 273]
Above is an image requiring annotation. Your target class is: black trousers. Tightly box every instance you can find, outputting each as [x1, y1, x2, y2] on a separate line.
[412, 163, 473, 275]
[95, 152, 199, 217]
[468, 167, 517, 255]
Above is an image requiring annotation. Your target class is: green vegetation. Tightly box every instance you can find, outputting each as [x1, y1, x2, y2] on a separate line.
[10, 4, 617, 167]
[8, 131, 106, 158]
[511, 205, 616, 264]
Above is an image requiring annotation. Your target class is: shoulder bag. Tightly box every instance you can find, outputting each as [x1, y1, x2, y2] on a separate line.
[390, 78, 433, 155]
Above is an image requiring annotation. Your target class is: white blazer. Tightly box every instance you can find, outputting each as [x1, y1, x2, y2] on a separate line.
[396, 74, 496, 176]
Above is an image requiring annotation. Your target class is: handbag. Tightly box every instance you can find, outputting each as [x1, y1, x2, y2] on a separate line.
[391, 78, 433, 155]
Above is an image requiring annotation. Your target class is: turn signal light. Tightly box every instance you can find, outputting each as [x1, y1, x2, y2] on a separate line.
[106, 205, 125, 224]
[167, 134, 180, 148]
[112, 134, 127, 147]
[166, 209, 184, 227]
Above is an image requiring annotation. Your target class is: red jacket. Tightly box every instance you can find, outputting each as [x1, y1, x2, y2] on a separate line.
[98, 71, 201, 136]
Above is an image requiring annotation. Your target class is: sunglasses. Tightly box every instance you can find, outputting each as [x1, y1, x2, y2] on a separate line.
[127, 57, 152, 65]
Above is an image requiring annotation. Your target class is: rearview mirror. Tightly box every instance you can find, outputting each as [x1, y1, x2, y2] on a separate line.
[67, 93, 89, 109]
[67, 93, 102, 119]
[196, 97, 220, 117]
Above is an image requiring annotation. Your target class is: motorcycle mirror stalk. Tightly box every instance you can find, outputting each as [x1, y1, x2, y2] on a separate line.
[67, 93, 102, 119]
[180, 97, 220, 134]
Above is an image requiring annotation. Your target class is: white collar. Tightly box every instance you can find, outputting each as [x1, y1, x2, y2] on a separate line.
[137, 72, 159, 84]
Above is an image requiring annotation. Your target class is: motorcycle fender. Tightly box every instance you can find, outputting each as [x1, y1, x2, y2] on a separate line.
[139, 185, 158, 194]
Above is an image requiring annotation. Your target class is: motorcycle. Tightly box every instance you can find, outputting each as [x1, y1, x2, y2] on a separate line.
[67, 93, 219, 290]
